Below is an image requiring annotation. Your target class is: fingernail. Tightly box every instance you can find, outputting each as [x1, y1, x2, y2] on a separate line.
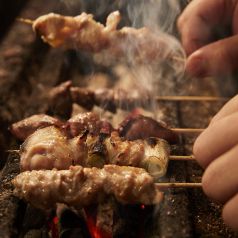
[186, 51, 208, 77]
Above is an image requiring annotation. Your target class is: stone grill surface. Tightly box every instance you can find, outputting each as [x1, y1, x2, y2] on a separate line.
[0, 1, 238, 237]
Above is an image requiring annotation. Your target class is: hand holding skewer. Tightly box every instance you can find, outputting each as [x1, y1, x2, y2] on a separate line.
[178, 0, 238, 230]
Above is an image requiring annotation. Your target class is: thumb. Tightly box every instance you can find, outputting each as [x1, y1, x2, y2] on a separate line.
[185, 35, 238, 77]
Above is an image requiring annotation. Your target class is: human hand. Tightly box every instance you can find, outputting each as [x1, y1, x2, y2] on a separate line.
[177, 0, 238, 77]
[193, 95, 238, 230]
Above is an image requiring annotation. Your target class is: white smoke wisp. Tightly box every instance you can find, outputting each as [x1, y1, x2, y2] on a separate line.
[59, 0, 82, 12]
[126, 0, 186, 95]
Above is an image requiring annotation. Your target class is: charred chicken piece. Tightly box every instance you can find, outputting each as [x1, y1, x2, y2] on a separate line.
[13, 165, 163, 209]
[10, 114, 63, 141]
[118, 114, 179, 144]
[67, 112, 114, 138]
[33, 11, 181, 64]
[67, 112, 102, 137]
[70, 87, 95, 111]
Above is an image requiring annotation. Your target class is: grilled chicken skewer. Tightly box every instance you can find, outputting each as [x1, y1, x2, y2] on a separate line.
[10, 112, 202, 145]
[12, 165, 201, 210]
[10, 113, 199, 180]
[48, 82, 227, 116]
[12, 165, 162, 209]
[19, 126, 170, 179]
[17, 11, 185, 65]
[10, 112, 179, 143]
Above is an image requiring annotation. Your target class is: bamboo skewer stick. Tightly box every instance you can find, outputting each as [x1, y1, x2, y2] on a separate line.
[16, 18, 34, 25]
[171, 56, 186, 63]
[155, 182, 202, 189]
[6, 150, 195, 161]
[169, 155, 195, 161]
[6, 150, 20, 153]
[156, 95, 229, 102]
[172, 128, 204, 133]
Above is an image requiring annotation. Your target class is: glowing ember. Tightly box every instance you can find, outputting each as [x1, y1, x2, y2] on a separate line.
[48, 216, 59, 238]
[85, 208, 112, 238]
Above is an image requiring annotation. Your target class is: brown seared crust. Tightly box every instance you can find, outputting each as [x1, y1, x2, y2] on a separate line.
[70, 87, 95, 111]
[48, 81, 72, 119]
[10, 114, 64, 141]
[66, 112, 112, 137]
[118, 114, 179, 144]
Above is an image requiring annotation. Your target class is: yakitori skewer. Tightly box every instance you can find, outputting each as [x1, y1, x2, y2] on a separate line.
[155, 182, 202, 189]
[16, 16, 186, 64]
[156, 95, 229, 102]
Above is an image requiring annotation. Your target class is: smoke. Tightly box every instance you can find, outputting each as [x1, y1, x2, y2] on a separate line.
[60, 0, 186, 103]
[125, 0, 185, 100]
[127, 0, 180, 34]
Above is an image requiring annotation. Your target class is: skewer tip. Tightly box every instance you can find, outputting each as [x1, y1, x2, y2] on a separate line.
[156, 182, 202, 189]
[6, 149, 20, 154]
[16, 18, 34, 25]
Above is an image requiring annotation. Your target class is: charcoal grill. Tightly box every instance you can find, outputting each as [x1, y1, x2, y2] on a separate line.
[0, 1, 238, 237]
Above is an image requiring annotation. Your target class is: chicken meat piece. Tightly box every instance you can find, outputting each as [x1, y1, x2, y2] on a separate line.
[105, 132, 170, 179]
[13, 165, 163, 209]
[118, 113, 179, 144]
[66, 112, 101, 137]
[10, 114, 64, 141]
[20, 126, 84, 171]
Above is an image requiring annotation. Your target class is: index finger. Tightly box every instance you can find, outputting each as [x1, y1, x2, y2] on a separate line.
[177, 0, 237, 55]
[210, 94, 238, 125]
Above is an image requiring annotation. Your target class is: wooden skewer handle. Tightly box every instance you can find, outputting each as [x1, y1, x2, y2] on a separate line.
[7, 150, 195, 161]
[155, 182, 202, 189]
[6, 150, 20, 153]
[16, 18, 34, 25]
[169, 155, 195, 161]
[172, 128, 204, 133]
[156, 96, 229, 102]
